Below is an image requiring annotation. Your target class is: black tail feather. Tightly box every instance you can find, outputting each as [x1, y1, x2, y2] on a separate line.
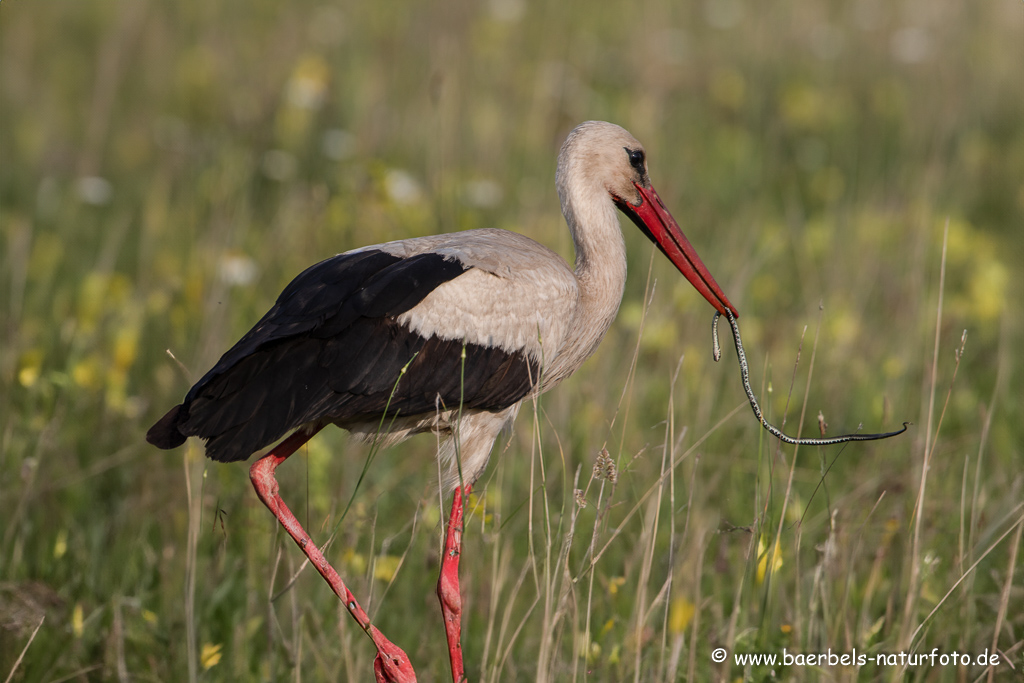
[146, 404, 188, 449]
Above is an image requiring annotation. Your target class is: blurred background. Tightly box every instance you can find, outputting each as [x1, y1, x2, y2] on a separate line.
[1, 0, 1021, 680]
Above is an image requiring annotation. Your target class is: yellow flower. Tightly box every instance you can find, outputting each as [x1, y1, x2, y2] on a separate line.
[373, 554, 401, 583]
[344, 548, 367, 576]
[72, 603, 84, 638]
[112, 324, 139, 371]
[757, 537, 783, 584]
[18, 349, 44, 388]
[467, 491, 494, 525]
[71, 355, 102, 390]
[53, 529, 68, 559]
[669, 597, 695, 634]
[200, 642, 223, 670]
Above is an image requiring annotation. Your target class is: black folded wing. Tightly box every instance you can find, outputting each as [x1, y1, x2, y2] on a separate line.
[147, 249, 539, 462]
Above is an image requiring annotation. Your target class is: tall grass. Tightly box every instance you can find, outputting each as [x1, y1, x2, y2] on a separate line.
[2, 0, 1021, 681]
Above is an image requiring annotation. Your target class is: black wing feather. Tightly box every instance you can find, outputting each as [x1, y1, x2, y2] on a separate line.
[147, 249, 539, 462]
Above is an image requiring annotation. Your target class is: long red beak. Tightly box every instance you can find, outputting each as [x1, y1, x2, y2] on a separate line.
[615, 182, 738, 318]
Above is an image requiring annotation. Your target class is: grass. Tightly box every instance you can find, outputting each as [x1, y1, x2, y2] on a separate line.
[2, 0, 1022, 681]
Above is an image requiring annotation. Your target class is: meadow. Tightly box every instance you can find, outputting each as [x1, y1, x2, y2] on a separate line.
[1, 0, 1021, 681]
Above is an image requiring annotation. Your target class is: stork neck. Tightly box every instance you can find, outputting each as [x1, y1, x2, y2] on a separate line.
[570, 203, 627, 298]
[562, 194, 628, 364]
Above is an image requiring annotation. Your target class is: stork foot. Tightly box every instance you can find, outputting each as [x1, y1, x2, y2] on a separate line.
[372, 633, 418, 683]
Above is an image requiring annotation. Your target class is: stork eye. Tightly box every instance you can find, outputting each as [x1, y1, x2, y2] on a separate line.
[625, 148, 646, 173]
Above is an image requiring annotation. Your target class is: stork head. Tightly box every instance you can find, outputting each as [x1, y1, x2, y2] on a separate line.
[556, 121, 738, 318]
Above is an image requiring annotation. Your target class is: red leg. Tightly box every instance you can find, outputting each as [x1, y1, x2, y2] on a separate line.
[437, 484, 471, 683]
[249, 428, 417, 683]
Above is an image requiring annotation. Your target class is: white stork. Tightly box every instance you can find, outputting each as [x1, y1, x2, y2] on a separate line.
[147, 121, 737, 682]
